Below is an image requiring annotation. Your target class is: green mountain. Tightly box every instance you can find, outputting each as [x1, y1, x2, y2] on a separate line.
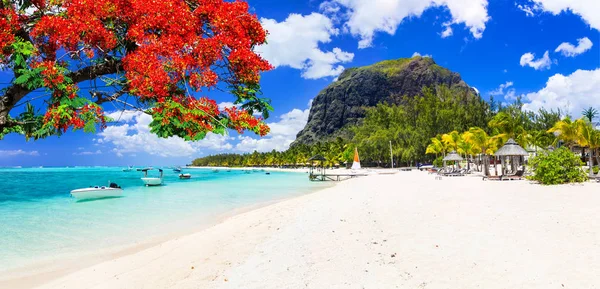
[292, 56, 478, 145]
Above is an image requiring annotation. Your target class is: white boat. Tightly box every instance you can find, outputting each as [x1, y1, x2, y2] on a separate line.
[173, 166, 182, 173]
[122, 166, 134, 172]
[179, 173, 192, 179]
[71, 183, 123, 200]
[141, 168, 164, 186]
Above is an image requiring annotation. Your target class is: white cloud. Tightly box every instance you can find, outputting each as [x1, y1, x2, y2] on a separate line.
[490, 81, 514, 96]
[516, 4, 535, 17]
[523, 69, 600, 117]
[520, 51, 552, 70]
[97, 111, 233, 157]
[321, 0, 489, 48]
[257, 13, 354, 79]
[217, 102, 236, 111]
[105, 110, 141, 123]
[412, 52, 431, 58]
[441, 25, 453, 38]
[73, 150, 102, 156]
[555, 37, 593, 57]
[0, 150, 39, 157]
[518, 0, 600, 31]
[235, 100, 312, 153]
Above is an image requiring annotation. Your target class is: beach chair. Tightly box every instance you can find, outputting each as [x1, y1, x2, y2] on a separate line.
[482, 174, 503, 181]
[503, 170, 525, 181]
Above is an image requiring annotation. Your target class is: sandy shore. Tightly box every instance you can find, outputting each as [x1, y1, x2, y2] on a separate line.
[9, 171, 600, 288]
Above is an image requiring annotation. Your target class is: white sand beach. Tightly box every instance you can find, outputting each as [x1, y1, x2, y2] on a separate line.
[8, 170, 600, 288]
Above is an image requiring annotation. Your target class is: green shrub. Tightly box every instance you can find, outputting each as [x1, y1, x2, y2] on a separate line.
[594, 166, 599, 175]
[528, 147, 588, 185]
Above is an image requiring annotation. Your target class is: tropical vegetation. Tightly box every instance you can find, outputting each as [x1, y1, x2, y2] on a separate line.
[528, 147, 588, 185]
[1, 0, 273, 141]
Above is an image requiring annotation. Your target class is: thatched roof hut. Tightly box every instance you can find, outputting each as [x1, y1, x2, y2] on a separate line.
[494, 138, 529, 156]
[443, 151, 464, 161]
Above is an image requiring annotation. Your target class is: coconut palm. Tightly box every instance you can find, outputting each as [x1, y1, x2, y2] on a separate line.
[582, 107, 598, 124]
[457, 132, 475, 171]
[464, 127, 491, 176]
[426, 138, 444, 158]
[576, 120, 600, 177]
[441, 131, 461, 152]
[548, 117, 581, 149]
[488, 111, 528, 146]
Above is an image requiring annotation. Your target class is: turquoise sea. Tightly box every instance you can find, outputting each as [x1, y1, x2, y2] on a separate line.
[0, 167, 331, 272]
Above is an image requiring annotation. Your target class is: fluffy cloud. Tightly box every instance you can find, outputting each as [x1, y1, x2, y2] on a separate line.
[520, 51, 552, 70]
[321, 0, 489, 48]
[441, 25, 453, 38]
[555, 37, 593, 57]
[490, 81, 514, 96]
[105, 110, 141, 123]
[97, 112, 233, 157]
[412, 52, 432, 58]
[0, 150, 39, 157]
[518, 0, 600, 31]
[523, 69, 600, 117]
[256, 13, 354, 79]
[235, 101, 312, 153]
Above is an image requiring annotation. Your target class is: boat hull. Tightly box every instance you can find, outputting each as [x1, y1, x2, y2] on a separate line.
[70, 187, 123, 200]
[142, 178, 163, 186]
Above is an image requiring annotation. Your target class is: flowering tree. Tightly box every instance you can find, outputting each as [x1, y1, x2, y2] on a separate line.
[0, 0, 273, 141]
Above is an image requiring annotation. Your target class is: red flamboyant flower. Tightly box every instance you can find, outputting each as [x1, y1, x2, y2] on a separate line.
[0, 0, 273, 141]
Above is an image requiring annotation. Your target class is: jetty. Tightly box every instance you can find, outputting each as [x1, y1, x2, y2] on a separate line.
[308, 154, 368, 182]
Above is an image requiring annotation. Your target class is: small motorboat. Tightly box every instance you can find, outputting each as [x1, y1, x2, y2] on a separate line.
[173, 166, 182, 173]
[265, 172, 271, 175]
[71, 182, 123, 200]
[122, 166, 134, 172]
[179, 173, 192, 179]
[212, 169, 219, 173]
[141, 168, 164, 186]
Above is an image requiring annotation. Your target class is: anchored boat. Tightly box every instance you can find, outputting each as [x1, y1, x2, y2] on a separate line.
[141, 168, 164, 186]
[179, 173, 192, 179]
[71, 182, 123, 200]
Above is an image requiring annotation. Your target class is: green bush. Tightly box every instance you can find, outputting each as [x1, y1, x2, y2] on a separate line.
[528, 147, 588, 185]
[594, 166, 599, 175]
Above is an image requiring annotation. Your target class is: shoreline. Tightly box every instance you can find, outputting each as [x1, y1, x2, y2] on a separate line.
[0, 176, 338, 289]
[6, 170, 600, 288]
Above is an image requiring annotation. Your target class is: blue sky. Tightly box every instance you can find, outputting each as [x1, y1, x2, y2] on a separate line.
[1, 0, 599, 166]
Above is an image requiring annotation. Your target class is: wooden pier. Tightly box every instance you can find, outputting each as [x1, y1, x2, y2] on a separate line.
[309, 173, 369, 182]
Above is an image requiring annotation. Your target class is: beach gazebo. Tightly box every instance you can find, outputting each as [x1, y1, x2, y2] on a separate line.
[443, 151, 463, 168]
[308, 155, 326, 181]
[494, 138, 529, 175]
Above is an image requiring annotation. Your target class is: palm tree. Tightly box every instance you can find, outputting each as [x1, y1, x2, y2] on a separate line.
[548, 117, 581, 149]
[457, 132, 475, 171]
[576, 120, 600, 177]
[488, 111, 527, 145]
[426, 138, 444, 159]
[464, 127, 491, 176]
[441, 131, 460, 152]
[582, 107, 598, 124]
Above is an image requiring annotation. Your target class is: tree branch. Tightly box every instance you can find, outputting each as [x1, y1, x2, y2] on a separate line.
[0, 57, 123, 131]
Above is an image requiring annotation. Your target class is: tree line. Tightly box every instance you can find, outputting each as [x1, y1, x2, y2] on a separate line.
[192, 85, 595, 170]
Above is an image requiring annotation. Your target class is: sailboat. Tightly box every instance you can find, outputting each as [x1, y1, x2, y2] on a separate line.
[351, 147, 361, 170]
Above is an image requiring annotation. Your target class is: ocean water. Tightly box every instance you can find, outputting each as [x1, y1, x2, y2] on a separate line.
[0, 167, 331, 272]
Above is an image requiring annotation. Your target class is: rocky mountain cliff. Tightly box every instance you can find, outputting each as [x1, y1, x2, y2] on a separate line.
[292, 56, 478, 145]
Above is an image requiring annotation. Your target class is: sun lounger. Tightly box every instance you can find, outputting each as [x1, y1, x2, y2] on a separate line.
[503, 170, 525, 181]
[482, 175, 503, 181]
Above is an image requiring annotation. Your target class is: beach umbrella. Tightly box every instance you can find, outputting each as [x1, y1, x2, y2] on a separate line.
[494, 138, 529, 157]
[443, 151, 464, 161]
[494, 138, 528, 174]
[443, 151, 463, 168]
